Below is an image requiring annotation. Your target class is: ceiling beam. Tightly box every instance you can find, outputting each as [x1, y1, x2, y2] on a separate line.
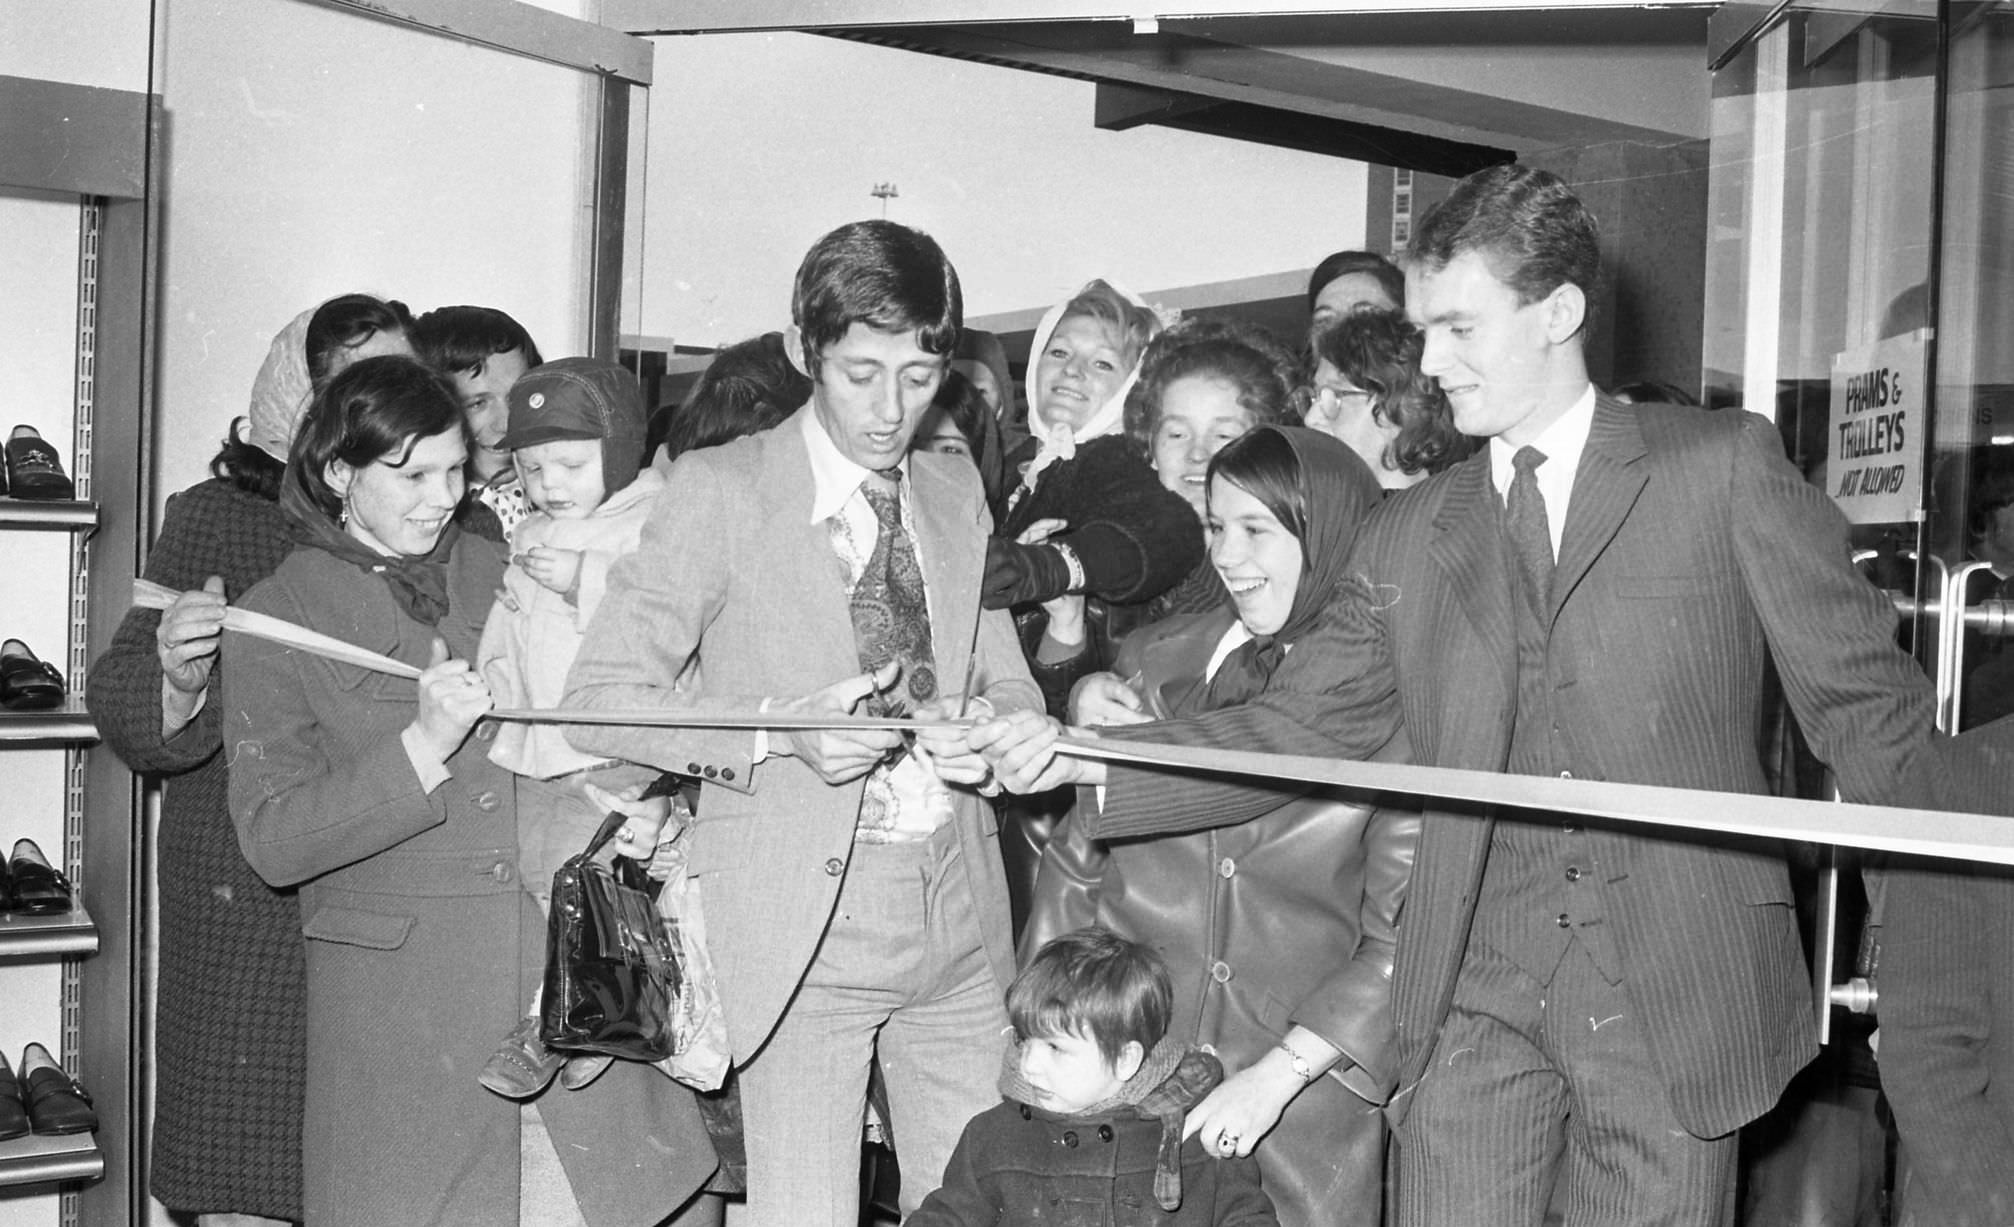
[608, 0, 1717, 36]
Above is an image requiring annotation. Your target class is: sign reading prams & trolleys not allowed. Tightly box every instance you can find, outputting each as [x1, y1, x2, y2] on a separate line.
[1827, 329, 1928, 525]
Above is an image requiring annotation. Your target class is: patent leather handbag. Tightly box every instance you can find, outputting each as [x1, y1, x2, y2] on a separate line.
[540, 808, 680, 1062]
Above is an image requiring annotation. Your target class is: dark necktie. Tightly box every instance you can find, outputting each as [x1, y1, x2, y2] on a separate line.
[849, 473, 937, 717]
[1506, 445, 1553, 613]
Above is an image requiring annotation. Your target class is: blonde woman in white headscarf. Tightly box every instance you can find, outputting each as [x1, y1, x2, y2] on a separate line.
[985, 280, 1202, 928]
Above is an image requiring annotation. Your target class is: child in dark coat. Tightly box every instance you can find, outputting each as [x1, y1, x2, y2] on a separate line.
[909, 928, 1278, 1227]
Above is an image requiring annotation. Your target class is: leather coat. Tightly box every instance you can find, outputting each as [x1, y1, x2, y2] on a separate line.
[1023, 607, 1420, 1227]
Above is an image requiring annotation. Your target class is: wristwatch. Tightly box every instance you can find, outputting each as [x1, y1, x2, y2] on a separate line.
[1277, 1040, 1317, 1083]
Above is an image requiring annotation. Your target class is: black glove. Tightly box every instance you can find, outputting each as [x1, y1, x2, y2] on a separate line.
[983, 536, 1073, 610]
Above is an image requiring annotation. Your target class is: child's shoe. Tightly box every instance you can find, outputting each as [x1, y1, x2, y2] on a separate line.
[479, 1015, 564, 1099]
[560, 1053, 614, 1091]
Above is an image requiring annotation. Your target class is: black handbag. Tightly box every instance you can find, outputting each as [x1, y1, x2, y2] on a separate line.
[540, 807, 682, 1062]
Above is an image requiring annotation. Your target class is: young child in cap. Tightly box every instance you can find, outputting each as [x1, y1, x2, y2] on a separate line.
[472, 356, 673, 1099]
[908, 928, 1279, 1226]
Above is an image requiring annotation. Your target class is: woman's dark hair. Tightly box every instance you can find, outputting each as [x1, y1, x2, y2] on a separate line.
[1207, 427, 1310, 549]
[1306, 250, 1405, 314]
[661, 332, 813, 462]
[1123, 318, 1298, 458]
[927, 369, 988, 452]
[1969, 449, 2014, 544]
[1314, 308, 1477, 477]
[304, 294, 417, 382]
[288, 355, 467, 523]
[411, 305, 544, 378]
[209, 419, 287, 500]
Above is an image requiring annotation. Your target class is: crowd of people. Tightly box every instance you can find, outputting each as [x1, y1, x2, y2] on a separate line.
[83, 161, 2014, 1227]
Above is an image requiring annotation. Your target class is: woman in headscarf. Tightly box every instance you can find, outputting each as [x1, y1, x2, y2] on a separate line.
[1022, 426, 1421, 1227]
[988, 279, 1202, 712]
[85, 293, 412, 1226]
[222, 354, 715, 1226]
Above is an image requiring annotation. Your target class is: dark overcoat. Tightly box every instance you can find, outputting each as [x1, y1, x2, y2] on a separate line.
[224, 533, 714, 1226]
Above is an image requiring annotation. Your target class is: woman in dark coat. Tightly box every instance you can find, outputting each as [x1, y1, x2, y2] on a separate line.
[222, 355, 714, 1226]
[1022, 427, 1420, 1227]
[85, 294, 413, 1224]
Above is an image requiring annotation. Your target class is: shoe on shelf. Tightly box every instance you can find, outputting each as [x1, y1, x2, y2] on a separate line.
[19, 1044, 95, 1136]
[0, 1051, 29, 1141]
[479, 1014, 563, 1100]
[4, 426, 73, 501]
[0, 640, 65, 712]
[8, 839, 72, 916]
[560, 1052, 614, 1092]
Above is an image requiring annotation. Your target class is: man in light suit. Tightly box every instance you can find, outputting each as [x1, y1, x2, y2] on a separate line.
[564, 220, 1041, 1226]
[975, 166, 1933, 1225]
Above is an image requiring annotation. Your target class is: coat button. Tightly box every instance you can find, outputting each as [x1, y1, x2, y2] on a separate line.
[1217, 857, 1235, 879]
[1565, 865, 1583, 881]
[1097, 1124, 1114, 1142]
[824, 857, 845, 877]
[472, 790, 502, 812]
[703, 766, 719, 779]
[474, 721, 497, 741]
[1210, 960, 1232, 984]
[686, 762, 702, 775]
[492, 862, 515, 884]
[1557, 913, 1571, 929]
[1062, 1130, 1079, 1148]
[721, 767, 735, 782]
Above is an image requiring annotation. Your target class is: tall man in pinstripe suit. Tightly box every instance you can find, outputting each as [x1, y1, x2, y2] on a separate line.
[972, 165, 1934, 1226]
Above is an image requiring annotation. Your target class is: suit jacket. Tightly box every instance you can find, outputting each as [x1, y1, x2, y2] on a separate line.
[563, 405, 1042, 1058]
[1087, 397, 1933, 1138]
[1879, 714, 2014, 1226]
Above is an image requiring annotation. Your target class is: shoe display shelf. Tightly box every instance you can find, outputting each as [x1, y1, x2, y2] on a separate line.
[0, 72, 161, 1216]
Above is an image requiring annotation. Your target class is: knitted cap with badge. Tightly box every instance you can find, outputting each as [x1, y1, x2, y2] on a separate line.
[499, 357, 648, 496]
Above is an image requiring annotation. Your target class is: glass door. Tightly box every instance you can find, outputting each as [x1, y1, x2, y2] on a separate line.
[1926, 2, 2014, 734]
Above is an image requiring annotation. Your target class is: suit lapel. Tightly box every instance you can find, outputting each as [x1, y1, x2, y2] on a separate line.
[1428, 452, 1516, 674]
[1551, 396, 1649, 621]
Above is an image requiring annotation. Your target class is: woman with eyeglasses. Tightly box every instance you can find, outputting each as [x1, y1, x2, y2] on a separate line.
[1304, 307, 1476, 492]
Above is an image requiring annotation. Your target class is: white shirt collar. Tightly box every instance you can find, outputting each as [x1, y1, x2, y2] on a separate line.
[1487, 383, 1598, 557]
[801, 403, 909, 524]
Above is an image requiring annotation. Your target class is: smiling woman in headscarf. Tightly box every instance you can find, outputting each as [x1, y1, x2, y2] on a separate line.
[84, 293, 413, 1226]
[1021, 426, 1420, 1227]
[221, 354, 715, 1227]
[989, 279, 1203, 707]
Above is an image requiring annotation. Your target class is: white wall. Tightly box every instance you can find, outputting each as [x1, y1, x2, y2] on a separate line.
[628, 30, 1368, 349]
[3, 2, 612, 1223]
[151, 0, 599, 499]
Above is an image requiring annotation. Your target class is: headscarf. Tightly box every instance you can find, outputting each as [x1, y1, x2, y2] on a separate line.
[248, 307, 318, 464]
[278, 450, 462, 627]
[1019, 280, 1158, 485]
[1202, 425, 1382, 709]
